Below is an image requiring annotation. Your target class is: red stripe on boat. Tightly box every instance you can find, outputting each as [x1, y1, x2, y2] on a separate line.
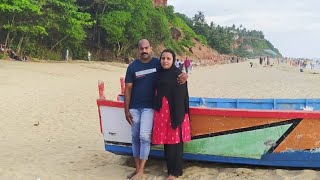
[97, 100, 320, 119]
[98, 106, 103, 134]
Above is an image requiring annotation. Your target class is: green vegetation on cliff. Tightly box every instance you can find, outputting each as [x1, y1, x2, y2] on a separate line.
[0, 0, 280, 60]
[177, 11, 281, 58]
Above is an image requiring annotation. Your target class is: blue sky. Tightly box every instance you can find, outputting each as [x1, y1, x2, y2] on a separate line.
[168, 0, 320, 58]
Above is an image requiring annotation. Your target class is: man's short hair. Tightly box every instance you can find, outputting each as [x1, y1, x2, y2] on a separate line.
[138, 39, 151, 47]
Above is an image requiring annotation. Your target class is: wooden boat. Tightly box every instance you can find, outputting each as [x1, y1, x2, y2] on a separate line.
[97, 80, 320, 168]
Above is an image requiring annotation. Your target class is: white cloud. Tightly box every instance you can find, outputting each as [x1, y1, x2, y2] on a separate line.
[199, 6, 320, 32]
[168, 0, 320, 57]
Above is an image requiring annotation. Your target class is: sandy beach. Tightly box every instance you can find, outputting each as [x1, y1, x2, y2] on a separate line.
[1, 59, 320, 180]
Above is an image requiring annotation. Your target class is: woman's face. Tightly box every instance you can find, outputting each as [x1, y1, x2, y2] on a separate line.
[160, 52, 174, 69]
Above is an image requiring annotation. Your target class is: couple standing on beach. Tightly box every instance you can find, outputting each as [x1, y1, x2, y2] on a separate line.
[124, 39, 191, 180]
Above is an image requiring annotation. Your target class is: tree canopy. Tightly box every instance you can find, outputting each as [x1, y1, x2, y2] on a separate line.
[0, 0, 281, 60]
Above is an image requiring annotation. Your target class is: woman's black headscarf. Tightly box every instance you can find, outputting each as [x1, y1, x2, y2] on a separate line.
[154, 49, 190, 129]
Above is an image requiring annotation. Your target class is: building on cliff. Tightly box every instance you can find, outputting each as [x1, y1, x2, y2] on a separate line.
[153, 0, 167, 7]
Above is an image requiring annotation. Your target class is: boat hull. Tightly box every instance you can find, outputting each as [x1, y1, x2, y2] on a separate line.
[98, 99, 320, 168]
[105, 143, 320, 168]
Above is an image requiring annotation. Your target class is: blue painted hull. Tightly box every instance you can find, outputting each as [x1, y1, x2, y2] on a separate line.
[106, 144, 320, 168]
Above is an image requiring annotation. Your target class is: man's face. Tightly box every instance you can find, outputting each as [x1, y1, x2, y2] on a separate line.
[138, 41, 152, 59]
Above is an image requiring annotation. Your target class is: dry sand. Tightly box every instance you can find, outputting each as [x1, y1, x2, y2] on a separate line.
[1, 59, 320, 180]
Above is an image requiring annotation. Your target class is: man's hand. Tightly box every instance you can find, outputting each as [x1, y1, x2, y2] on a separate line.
[177, 72, 188, 84]
[124, 83, 133, 125]
[125, 110, 133, 125]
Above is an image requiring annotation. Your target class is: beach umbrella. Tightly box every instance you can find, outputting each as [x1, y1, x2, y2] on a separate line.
[263, 49, 278, 56]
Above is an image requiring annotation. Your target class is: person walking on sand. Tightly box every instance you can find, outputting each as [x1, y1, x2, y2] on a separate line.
[189, 60, 193, 74]
[152, 49, 191, 180]
[124, 39, 188, 180]
[178, 59, 184, 72]
[174, 59, 180, 68]
[87, 51, 91, 61]
[184, 57, 191, 74]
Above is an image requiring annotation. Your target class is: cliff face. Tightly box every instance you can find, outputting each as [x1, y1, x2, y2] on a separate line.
[153, 0, 167, 6]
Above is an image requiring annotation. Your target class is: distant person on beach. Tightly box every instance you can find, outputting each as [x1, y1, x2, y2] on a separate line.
[266, 56, 270, 66]
[0, 43, 4, 53]
[231, 56, 235, 63]
[174, 59, 180, 68]
[22, 55, 28, 61]
[152, 49, 191, 180]
[303, 60, 307, 68]
[184, 57, 191, 74]
[124, 39, 188, 180]
[87, 51, 91, 61]
[22, 51, 28, 61]
[62, 49, 69, 61]
[7, 48, 22, 61]
[66, 49, 69, 61]
[310, 62, 314, 69]
[189, 60, 193, 74]
[178, 59, 184, 72]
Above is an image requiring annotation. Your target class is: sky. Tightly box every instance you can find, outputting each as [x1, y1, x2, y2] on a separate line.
[168, 0, 320, 58]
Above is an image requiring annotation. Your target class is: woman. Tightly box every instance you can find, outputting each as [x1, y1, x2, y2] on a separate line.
[152, 49, 191, 180]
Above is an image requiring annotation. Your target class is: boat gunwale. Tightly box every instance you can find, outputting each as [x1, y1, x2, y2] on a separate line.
[97, 99, 320, 119]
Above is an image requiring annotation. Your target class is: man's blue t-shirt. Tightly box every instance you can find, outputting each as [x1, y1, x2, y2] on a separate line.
[125, 57, 160, 109]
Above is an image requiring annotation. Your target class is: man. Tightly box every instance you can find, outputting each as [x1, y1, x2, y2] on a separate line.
[124, 39, 187, 180]
[174, 58, 180, 68]
[87, 51, 91, 61]
[0, 43, 4, 53]
[178, 59, 184, 72]
[184, 57, 191, 74]
[66, 49, 69, 61]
